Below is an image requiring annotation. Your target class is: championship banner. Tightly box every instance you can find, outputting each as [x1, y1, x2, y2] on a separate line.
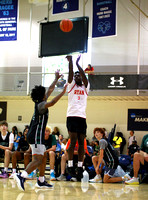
[0, 102, 7, 121]
[0, 0, 18, 41]
[128, 109, 148, 131]
[53, 0, 79, 14]
[92, 0, 117, 38]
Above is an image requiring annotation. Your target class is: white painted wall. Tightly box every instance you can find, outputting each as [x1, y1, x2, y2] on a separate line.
[0, 0, 148, 71]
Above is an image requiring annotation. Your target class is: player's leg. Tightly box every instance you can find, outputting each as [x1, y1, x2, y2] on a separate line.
[35, 152, 53, 188]
[77, 133, 85, 181]
[14, 144, 44, 191]
[67, 131, 77, 177]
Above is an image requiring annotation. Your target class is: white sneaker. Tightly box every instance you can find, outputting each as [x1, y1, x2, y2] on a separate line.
[70, 177, 77, 182]
[9, 173, 16, 179]
[89, 174, 102, 183]
[123, 174, 131, 181]
[125, 177, 139, 185]
[56, 174, 66, 181]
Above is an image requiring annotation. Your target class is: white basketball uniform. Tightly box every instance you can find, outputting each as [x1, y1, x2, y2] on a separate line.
[67, 80, 90, 118]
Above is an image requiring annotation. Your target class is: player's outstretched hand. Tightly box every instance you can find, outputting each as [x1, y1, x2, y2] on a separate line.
[66, 55, 72, 62]
[55, 69, 62, 80]
[76, 55, 81, 65]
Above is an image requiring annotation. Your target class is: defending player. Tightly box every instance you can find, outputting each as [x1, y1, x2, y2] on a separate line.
[14, 71, 67, 191]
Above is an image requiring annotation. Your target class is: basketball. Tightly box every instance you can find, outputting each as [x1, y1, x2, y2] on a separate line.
[60, 19, 73, 32]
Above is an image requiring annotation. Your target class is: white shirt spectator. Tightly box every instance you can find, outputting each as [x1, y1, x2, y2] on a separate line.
[128, 135, 136, 146]
[1, 132, 14, 144]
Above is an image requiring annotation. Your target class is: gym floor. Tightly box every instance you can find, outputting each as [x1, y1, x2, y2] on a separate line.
[0, 177, 147, 200]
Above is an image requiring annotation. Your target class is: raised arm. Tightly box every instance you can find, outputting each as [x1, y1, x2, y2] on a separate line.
[45, 70, 61, 99]
[66, 55, 74, 83]
[76, 55, 88, 88]
[45, 84, 67, 109]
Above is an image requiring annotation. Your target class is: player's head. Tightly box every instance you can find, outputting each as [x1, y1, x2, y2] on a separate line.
[31, 85, 46, 103]
[74, 71, 82, 85]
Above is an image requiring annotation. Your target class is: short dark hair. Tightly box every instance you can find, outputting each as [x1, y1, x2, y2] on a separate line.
[0, 120, 8, 127]
[31, 85, 45, 103]
[74, 71, 80, 75]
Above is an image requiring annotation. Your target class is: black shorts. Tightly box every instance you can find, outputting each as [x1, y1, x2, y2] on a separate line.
[104, 167, 116, 177]
[66, 117, 87, 135]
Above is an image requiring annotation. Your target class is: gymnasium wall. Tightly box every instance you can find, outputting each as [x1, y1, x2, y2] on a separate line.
[1, 96, 148, 153]
[0, 0, 148, 155]
[0, 0, 148, 70]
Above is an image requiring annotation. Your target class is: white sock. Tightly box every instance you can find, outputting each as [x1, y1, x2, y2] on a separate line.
[21, 170, 28, 178]
[68, 160, 73, 167]
[12, 169, 16, 173]
[77, 161, 83, 168]
[39, 176, 45, 183]
[4, 167, 8, 172]
[50, 169, 54, 174]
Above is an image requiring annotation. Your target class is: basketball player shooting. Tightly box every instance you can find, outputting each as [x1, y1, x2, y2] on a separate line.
[66, 55, 90, 181]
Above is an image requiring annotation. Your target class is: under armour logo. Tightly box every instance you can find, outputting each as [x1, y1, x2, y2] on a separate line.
[110, 77, 124, 85]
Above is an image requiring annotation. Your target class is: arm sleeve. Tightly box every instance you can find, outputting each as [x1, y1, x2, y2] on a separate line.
[51, 135, 57, 146]
[9, 133, 14, 144]
[99, 139, 107, 150]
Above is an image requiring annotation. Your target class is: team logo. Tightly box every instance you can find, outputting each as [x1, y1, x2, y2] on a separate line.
[98, 21, 111, 34]
[110, 77, 124, 85]
[130, 113, 136, 118]
[108, 76, 126, 88]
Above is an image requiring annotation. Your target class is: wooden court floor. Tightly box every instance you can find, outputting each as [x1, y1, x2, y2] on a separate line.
[0, 177, 147, 200]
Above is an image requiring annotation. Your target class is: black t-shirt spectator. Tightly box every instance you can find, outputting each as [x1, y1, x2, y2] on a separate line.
[128, 144, 140, 156]
[17, 136, 29, 152]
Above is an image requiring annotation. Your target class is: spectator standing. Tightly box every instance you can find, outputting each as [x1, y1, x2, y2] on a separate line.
[84, 64, 94, 75]
[113, 132, 123, 155]
[128, 130, 136, 147]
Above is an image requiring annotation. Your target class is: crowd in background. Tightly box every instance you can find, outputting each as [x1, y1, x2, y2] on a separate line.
[0, 121, 148, 185]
